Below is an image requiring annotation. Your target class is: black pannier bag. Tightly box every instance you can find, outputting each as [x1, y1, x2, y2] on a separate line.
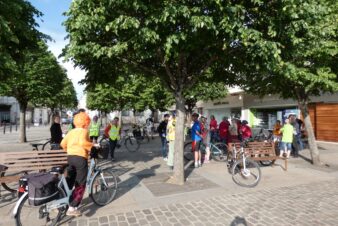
[26, 173, 59, 206]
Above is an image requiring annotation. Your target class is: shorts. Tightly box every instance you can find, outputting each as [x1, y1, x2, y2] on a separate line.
[191, 140, 201, 152]
[282, 142, 292, 151]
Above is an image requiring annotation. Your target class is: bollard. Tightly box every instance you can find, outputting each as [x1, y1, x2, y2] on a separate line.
[10, 123, 12, 133]
[3, 123, 5, 134]
[16, 122, 18, 131]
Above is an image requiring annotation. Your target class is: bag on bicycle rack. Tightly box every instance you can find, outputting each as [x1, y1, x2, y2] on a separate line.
[25, 172, 59, 206]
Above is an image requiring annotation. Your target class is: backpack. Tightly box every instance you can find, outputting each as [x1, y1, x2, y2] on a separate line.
[25, 173, 59, 206]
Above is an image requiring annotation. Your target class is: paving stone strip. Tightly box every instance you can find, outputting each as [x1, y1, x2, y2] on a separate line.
[69, 180, 338, 226]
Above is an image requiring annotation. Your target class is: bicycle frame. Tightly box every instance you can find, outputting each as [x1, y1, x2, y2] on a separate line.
[229, 145, 248, 170]
[13, 158, 101, 217]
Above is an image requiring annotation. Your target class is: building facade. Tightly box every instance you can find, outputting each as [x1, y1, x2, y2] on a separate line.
[196, 91, 338, 142]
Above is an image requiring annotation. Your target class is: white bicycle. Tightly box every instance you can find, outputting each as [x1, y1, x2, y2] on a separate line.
[13, 148, 118, 226]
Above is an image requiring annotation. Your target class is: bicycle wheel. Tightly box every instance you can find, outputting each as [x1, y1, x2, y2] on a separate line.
[1, 171, 24, 193]
[211, 143, 228, 162]
[90, 169, 117, 206]
[124, 137, 140, 152]
[260, 160, 274, 166]
[231, 158, 261, 188]
[183, 141, 194, 163]
[42, 140, 51, 151]
[15, 188, 67, 226]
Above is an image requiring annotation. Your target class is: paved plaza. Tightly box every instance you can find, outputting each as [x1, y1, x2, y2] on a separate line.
[1, 127, 338, 225]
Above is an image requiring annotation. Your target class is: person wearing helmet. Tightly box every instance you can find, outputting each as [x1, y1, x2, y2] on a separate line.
[241, 120, 252, 141]
[61, 112, 93, 217]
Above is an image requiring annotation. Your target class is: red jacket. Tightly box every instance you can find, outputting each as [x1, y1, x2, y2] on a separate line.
[219, 121, 230, 138]
[241, 125, 252, 140]
[210, 119, 218, 130]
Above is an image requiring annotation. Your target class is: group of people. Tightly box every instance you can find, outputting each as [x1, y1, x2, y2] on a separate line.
[273, 114, 304, 158]
[191, 113, 252, 168]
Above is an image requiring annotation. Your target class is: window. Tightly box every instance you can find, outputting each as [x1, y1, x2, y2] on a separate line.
[121, 110, 130, 116]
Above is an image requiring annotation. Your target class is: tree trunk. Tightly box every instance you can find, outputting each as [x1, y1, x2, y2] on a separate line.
[19, 103, 27, 143]
[298, 101, 320, 165]
[170, 91, 186, 185]
[49, 108, 55, 126]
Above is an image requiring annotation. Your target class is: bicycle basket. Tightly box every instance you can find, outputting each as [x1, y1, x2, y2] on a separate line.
[25, 172, 59, 206]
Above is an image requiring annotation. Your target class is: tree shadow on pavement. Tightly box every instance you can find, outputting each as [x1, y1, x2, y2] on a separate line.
[230, 216, 248, 226]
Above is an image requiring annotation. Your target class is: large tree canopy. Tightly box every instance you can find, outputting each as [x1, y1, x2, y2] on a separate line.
[64, 0, 250, 184]
[0, 42, 65, 142]
[0, 0, 48, 80]
[237, 0, 338, 164]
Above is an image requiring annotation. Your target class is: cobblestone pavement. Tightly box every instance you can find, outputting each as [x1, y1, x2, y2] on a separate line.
[68, 180, 338, 226]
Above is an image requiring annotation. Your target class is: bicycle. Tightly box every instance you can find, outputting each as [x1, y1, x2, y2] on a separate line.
[227, 140, 261, 188]
[183, 141, 228, 163]
[13, 148, 118, 226]
[132, 124, 150, 144]
[30, 139, 51, 151]
[99, 129, 140, 152]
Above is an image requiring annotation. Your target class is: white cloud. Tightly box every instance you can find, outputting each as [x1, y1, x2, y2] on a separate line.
[41, 29, 86, 100]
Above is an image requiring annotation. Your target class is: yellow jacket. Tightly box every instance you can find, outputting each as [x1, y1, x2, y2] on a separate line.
[61, 128, 93, 159]
[167, 119, 176, 141]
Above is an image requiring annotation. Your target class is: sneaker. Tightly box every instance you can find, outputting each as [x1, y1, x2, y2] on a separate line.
[163, 157, 168, 161]
[66, 208, 82, 217]
[204, 160, 210, 164]
[198, 161, 202, 167]
[194, 162, 199, 168]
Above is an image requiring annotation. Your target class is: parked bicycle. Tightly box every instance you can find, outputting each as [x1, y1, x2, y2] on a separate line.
[227, 140, 261, 188]
[132, 124, 150, 144]
[99, 129, 140, 152]
[183, 141, 228, 163]
[30, 139, 51, 151]
[13, 147, 118, 226]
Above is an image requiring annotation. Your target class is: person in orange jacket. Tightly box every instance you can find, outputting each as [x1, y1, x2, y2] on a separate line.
[61, 111, 93, 217]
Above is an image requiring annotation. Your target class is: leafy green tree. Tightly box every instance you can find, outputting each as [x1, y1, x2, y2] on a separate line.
[0, 0, 47, 80]
[237, 0, 338, 165]
[0, 42, 64, 142]
[64, 1, 250, 184]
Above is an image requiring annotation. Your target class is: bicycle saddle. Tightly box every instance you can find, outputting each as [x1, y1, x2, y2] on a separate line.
[30, 143, 43, 148]
[50, 165, 68, 174]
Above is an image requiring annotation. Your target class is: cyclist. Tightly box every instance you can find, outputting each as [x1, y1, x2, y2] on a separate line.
[273, 120, 282, 142]
[104, 117, 121, 161]
[240, 120, 252, 141]
[166, 112, 176, 170]
[158, 114, 170, 161]
[280, 118, 294, 158]
[209, 115, 218, 143]
[191, 113, 202, 168]
[146, 115, 154, 139]
[200, 116, 211, 163]
[60, 112, 93, 217]
[219, 116, 230, 144]
[89, 115, 100, 143]
[50, 114, 62, 150]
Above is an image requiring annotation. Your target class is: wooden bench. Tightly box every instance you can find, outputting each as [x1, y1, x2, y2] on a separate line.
[228, 142, 288, 171]
[0, 150, 67, 195]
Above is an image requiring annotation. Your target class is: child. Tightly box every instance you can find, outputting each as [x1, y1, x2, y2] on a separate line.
[279, 119, 294, 158]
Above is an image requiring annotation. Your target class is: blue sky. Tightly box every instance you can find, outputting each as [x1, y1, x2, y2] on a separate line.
[29, 0, 85, 100]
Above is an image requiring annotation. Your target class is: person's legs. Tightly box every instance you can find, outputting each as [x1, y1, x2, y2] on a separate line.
[279, 142, 285, 157]
[204, 145, 210, 163]
[286, 143, 292, 158]
[67, 156, 88, 216]
[167, 140, 174, 170]
[161, 136, 167, 159]
[296, 134, 304, 151]
[109, 139, 117, 160]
